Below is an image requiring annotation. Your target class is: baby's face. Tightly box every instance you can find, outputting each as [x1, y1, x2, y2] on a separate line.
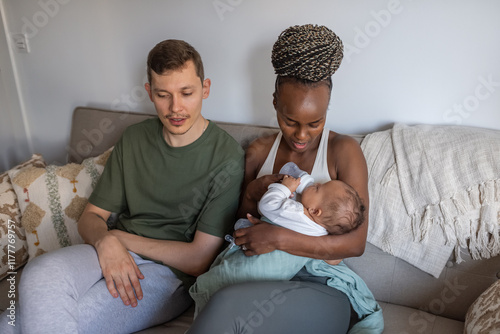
[301, 180, 344, 210]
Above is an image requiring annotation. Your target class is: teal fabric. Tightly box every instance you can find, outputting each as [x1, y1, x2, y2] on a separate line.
[189, 246, 309, 313]
[190, 247, 384, 333]
[305, 260, 384, 333]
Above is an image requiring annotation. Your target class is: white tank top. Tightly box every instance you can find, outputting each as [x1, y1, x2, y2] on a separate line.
[256, 127, 331, 183]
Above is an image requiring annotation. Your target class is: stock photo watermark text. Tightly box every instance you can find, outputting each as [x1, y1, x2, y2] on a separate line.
[344, 0, 419, 64]
[443, 75, 500, 125]
[5, 220, 19, 327]
[407, 277, 468, 333]
[213, 0, 245, 21]
[21, 0, 73, 39]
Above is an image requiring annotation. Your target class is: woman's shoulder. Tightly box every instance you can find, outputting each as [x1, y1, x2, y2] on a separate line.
[245, 132, 279, 173]
[327, 131, 362, 150]
[247, 133, 278, 156]
[325, 131, 368, 201]
[326, 131, 365, 166]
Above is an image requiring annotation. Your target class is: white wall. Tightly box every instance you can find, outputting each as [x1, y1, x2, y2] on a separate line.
[2, 0, 500, 166]
[0, 1, 31, 171]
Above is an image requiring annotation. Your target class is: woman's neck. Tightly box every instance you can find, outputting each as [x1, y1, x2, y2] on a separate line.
[273, 131, 323, 174]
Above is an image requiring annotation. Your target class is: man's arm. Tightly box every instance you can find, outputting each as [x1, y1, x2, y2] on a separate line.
[109, 229, 225, 277]
[78, 203, 144, 307]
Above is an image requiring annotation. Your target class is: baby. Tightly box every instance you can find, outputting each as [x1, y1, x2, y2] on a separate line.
[189, 165, 366, 315]
[260, 174, 365, 237]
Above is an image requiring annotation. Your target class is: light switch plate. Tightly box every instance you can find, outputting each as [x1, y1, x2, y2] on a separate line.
[11, 34, 30, 53]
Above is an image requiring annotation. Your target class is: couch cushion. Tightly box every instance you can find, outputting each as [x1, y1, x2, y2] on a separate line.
[7, 149, 111, 261]
[68, 107, 156, 163]
[344, 242, 500, 322]
[380, 302, 464, 333]
[0, 154, 45, 281]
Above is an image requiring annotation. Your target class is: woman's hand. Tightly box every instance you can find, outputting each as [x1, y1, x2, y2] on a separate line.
[245, 174, 284, 202]
[239, 174, 284, 218]
[233, 214, 286, 255]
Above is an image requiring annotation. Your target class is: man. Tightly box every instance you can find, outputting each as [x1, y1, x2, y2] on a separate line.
[15, 40, 244, 334]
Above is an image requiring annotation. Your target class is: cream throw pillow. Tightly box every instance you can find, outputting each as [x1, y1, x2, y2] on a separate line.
[0, 154, 46, 280]
[464, 279, 500, 333]
[8, 149, 112, 261]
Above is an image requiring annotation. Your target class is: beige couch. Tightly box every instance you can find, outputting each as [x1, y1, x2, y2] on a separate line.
[1, 107, 499, 333]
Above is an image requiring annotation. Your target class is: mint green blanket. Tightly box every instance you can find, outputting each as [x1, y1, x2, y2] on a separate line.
[189, 246, 384, 333]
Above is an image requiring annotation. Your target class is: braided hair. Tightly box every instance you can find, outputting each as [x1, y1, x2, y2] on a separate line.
[272, 24, 343, 91]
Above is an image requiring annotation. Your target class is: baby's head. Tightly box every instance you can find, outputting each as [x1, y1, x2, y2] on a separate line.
[301, 180, 365, 235]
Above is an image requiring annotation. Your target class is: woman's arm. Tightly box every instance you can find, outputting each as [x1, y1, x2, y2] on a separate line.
[326, 134, 369, 256]
[235, 214, 365, 259]
[235, 134, 369, 260]
[237, 135, 283, 218]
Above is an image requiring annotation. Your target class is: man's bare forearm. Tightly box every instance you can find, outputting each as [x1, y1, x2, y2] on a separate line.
[78, 203, 112, 247]
[110, 229, 223, 277]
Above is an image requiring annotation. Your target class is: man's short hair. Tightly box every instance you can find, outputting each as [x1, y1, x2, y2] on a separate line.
[147, 39, 205, 83]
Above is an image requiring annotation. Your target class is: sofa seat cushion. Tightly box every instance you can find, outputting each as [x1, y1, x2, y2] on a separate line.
[379, 302, 464, 334]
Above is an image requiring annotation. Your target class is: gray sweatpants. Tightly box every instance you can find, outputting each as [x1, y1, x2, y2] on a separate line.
[187, 273, 351, 334]
[0, 244, 192, 334]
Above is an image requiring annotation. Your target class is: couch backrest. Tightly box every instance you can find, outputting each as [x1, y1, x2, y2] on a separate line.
[69, 107, 156, 163]
[68, 107, 284, 163]
[68, 107, 366, 163]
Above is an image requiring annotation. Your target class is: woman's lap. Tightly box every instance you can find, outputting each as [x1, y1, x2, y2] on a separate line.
[188, 280, 351, 334]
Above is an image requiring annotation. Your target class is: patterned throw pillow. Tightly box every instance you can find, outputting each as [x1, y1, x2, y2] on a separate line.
[0, 154, 46, 280]
[8, 149, 112, 261]
[464, 279, 500, 333]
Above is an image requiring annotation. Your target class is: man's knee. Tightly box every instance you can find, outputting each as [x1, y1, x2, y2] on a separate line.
[20, 245, 95, 289]
[20, 253, 62, 293]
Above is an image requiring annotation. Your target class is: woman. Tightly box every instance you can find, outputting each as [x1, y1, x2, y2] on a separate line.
[188, 24, 370, 333]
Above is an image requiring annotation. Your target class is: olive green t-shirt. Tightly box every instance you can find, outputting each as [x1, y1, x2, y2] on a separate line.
[89, 118, 244, 286]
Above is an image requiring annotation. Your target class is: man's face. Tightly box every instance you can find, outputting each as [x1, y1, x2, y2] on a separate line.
[145, 60, 210, 137]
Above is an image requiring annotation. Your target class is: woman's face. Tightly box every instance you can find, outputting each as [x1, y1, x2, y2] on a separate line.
[274, 82, 331, 153]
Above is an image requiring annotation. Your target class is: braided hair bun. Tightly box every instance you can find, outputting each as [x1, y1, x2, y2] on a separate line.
[271, 24, 343, 82]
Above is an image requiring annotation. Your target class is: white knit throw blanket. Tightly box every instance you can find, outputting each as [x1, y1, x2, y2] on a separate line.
[362, 123, 500, 277]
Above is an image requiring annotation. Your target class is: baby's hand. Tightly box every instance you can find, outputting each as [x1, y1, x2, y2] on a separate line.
[282, 175, 301, 193]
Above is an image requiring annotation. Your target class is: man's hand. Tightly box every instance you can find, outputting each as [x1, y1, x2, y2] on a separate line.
[94, 233, 144, 307]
